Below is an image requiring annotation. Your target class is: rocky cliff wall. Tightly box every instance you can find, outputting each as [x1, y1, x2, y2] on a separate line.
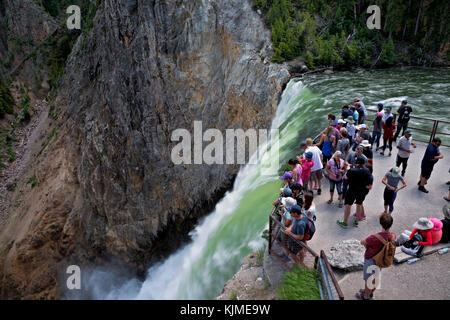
[0, 0, 289, 299]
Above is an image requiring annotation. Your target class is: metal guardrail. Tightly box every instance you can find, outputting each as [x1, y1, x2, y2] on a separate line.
[365, 107, 450, 147]
[268, 206, 344, 300]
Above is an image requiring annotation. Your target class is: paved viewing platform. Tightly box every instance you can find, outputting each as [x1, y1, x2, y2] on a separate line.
[266, 141, 450, 300]
[314, 142, 449, 300]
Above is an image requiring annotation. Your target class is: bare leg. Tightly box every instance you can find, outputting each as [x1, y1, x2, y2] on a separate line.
[343, 205, 351, 224]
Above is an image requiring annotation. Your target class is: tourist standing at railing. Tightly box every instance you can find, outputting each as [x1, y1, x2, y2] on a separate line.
[347, 119, 356, 144]
[371, 112, 384, 151]
[288, 158, 303, 187]
[315, 126, 336, 164]
[326, 151, 345, 208]
[301, 139, 323, 195]
[382, 105, 393, 122]
[341, 105, 353, 120]
[297, 151, 314, 191]
[394, 100, 412, 141]
[380, 116, 396, 156]
[396, 130, 416, 176]
[336, 128, 350, 159]
[355, 102, 365, 124]
[418, 137, 444, 193]
[355, 98, 367, 124]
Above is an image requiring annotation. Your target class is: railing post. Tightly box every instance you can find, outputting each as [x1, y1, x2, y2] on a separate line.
[429, 120, 438, 144]
[268, 213, 272, 254]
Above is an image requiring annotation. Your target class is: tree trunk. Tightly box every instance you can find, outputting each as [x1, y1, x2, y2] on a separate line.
[402, 0, 412, 40]
[414, 0, 423, 37]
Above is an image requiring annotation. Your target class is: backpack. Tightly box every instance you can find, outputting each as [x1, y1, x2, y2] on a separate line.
[372, 233, 396, 268]
[302, 216, 316, 241]
[429, 217, 443, 231]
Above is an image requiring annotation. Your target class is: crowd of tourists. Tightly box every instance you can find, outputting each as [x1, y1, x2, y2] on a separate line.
[271, 98, 449, 300]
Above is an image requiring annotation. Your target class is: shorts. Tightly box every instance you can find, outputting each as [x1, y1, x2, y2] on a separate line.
[310, 169, 323, 181]
[329, 179, 343, 194]
[344, 188, 366, 205]
[363, 258, 380, 281]
[421, 166, 433, 180]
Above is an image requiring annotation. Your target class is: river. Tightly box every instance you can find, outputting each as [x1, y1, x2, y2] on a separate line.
[86, 67, 450, 300]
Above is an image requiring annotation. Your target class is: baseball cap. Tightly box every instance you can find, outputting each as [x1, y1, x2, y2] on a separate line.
[338, 119, 346, 124]
[282, 188, 292, 197]
[299, 141, 307, 148]
[280, 172, 293, 180]
[402, 100, 408, 104]
[356, 145, 364, 152]
[356, 156, 366, 165]
[304, 152, 313, 160]
[404, 129, 412, 135]
[377, 103, 384, 107]
[385, 106, 392, 110]
[290, 205, 302, 215]
[392, 167, 400, 177]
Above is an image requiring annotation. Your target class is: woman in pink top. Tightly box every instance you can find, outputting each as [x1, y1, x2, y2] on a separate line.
[297, 152, 314, 191]
[288, 159, 303, 186]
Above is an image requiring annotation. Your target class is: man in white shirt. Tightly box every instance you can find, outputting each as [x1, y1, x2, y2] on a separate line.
[396, 130, 416, 176]
[301, 138, 323, 195]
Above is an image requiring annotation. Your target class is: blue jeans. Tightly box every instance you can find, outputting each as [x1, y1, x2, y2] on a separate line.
[371, 131, 382, 149]
[329, 179, 343, 194]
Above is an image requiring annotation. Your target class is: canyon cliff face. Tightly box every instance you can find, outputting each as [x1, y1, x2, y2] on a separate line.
[0, 0, 289, 299]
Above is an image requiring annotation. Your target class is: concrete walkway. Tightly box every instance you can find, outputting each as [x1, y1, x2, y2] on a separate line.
[307, 142, 450, 300]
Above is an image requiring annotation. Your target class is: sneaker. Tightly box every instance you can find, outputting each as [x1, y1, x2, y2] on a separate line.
[418, 186, 429, 193]
[359, 289, 374, 298]
[337, 220, 348, 229]
[380, 151, 384, 155]
[317, 188, 321, 195]
[417, 181, 421, 186]
[353, 218, 359, 227]
[358, 214, 367, 221]
[388, 152, 392, 156]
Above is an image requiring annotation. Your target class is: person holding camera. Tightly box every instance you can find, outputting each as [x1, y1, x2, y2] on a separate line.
[326, 151, 345, 207]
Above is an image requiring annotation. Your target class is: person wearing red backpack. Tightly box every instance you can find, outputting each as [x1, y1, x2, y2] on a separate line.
[356, 213, 396, 300]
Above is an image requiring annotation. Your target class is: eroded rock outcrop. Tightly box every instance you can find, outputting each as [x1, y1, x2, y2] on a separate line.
[0, 0, 289, 299]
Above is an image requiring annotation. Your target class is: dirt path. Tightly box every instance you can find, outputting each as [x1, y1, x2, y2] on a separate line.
[0, 90, 49, 226]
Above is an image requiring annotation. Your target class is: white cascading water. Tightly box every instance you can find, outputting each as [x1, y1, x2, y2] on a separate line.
[87, 79, 312, 299]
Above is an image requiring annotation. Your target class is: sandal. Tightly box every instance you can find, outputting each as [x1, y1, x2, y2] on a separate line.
[327, 199, 333, 204]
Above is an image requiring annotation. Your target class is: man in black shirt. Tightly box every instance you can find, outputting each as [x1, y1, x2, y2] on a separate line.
[394, 100, 412, 141]
[337, 156, 372, 228]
